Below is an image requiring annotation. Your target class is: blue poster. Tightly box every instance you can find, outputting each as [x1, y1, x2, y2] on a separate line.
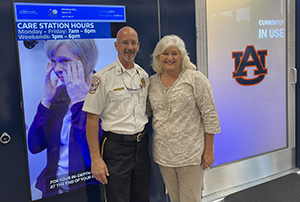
[13, 2, 126, 201]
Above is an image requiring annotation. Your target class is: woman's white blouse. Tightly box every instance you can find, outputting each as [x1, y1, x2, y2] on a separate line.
[148, 69, 221, 167]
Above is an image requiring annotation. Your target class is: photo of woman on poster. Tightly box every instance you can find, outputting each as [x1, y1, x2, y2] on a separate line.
[27, 39, 102, 198]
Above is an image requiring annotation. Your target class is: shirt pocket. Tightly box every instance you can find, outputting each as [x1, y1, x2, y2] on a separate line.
[138, 89, 147, 111]
[108, 90, 132, 116]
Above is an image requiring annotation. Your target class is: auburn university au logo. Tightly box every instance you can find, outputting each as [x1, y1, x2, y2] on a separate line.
[232, 45, 268, 86]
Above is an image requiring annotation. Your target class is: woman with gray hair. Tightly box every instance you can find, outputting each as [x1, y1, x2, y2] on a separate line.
[147, 35, 221, 202]
[28, 39, 102, 198]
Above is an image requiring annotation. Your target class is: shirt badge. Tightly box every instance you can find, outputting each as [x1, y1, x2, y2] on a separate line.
[141, 78, 146, 88]
[89, 76, 101, 94]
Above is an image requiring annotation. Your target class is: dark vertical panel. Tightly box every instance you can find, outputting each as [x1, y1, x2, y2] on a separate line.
[296, 0, 300, 168]
[0, 1, 30, 201]
[123, 0, 159, 76]
[159, 0, 197, 65]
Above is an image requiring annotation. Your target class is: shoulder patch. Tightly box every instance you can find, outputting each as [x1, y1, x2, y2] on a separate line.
[89, 76, 101, 94]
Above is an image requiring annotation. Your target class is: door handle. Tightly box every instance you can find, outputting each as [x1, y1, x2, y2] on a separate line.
[0, 132, 11, 144]
[291, 67, 297, 85]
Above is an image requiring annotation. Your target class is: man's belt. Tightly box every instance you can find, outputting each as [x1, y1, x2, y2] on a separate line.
[104, 129, 146, 142]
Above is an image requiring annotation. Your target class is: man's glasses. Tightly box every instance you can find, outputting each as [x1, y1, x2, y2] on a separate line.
[118, 41, 140, 47]
[121, 68, 143, 91]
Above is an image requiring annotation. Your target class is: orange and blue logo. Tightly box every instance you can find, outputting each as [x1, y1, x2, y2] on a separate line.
[232, 45, 268, 86]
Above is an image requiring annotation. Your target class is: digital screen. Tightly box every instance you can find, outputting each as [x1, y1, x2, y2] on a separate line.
[207, 0, 287, 166]
[12, 2, 126, 200]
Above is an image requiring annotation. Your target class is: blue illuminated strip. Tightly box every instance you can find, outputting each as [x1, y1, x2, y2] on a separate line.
[13, 2, 126, 40]
[14, 3, 126, 22]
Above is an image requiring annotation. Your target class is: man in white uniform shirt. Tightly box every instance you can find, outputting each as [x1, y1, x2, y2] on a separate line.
[83, 26, 150, 202]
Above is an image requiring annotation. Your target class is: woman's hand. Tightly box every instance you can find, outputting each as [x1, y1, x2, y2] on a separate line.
[201, 133, 215, 170]
[41, 62, 58, 108]
[201, 147, 215, 170]
[64, 61, 90, 105]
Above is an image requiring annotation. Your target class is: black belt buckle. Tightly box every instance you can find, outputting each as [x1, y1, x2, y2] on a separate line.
[136, 132, 143, 142]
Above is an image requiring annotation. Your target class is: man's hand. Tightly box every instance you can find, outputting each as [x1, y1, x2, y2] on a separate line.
[91, 157, 109, 185]
[86, 113, 109, 184]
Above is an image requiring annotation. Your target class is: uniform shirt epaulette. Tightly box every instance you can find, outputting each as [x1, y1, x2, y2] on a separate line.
[97, 63, 117, 75]
[93, 62, 118, 81]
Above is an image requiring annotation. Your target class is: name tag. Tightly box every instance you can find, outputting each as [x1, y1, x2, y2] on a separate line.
[113, 87, 125, 91]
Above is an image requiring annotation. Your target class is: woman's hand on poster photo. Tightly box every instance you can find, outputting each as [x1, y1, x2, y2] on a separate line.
[41, 62, 59, 109]
[64, 60, 90, 105]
